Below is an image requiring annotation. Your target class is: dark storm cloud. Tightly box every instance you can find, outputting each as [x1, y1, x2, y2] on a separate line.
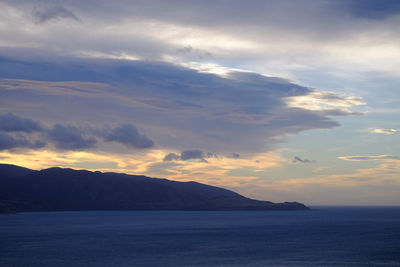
[293, 156, 315, 164]
[48, 124, 96, 150]
[105, 124, 154, 149]
[0, 113, 43, 133]
[33, 6, 80, 23]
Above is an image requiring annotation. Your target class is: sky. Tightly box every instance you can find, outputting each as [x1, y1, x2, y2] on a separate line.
[0, 0, 399, 205]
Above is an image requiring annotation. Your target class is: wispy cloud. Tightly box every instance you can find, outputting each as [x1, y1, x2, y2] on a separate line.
[371, 128, 399, 135]
[338, 155, 400, 161]
[285, 91, 366, 112]
[292, 156, 316, 164]
[33, 6, 80, 23]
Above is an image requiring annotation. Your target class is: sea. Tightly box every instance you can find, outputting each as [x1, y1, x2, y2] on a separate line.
[1, 207, 399, 266]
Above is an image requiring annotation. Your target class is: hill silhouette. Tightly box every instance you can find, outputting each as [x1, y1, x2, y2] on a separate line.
[0, 163, 309, 212]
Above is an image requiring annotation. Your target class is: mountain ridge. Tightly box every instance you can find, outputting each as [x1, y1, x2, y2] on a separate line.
[0, 163, 309, 212]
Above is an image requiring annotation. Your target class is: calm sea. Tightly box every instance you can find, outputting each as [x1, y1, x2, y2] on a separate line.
[1, 207, 399, 266]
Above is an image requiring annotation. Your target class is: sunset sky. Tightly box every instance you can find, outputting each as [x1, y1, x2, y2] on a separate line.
[1, 0, 399, 205]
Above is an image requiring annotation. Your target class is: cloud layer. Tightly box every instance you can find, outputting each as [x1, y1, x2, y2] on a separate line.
[0, 113, 42, 133]
[1, 0, 400, 76]
[0, 113, 153, 152]
[0, 57, 363, 154]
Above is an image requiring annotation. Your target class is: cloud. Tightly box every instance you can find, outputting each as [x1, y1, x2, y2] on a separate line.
[163, 150, 212, 163]
[105, 124, 154, 149]
[0, 132, 20, 150]
[338, 155, 400, 161]
[0, 132, 45, 151]
[163, 153, 180, 162]
[0, 113, 42, 133]
[285, 91, 366, 112]
[1, 0, 400, 78]
[344, 0, 400, 20]
[33, 6, 80, 23]
[0, 57, 359, 154]
[176, 45, 214, 60]
[0, 112, 153, 152]
[181, 150, 207, 161]
[316, 109, 364, 117]
[0, 113, 46, 151]
[371, 128, 399, 135]
[235, 158, 400, 205]
[0, 1, 397, 206]
[48, 124, 96, 150]
[231, 153, 240, 159]
[30, 140, 46, 149]
[292, 156, 315, 164]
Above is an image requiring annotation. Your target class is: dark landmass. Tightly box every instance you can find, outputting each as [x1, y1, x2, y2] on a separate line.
[0, 163, 309, 213]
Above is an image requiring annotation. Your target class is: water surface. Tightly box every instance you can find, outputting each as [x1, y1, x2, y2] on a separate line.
[1, 207, 400, 266]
